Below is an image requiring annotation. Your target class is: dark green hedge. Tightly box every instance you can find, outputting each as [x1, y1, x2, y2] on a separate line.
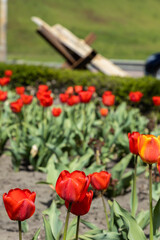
[0, 63, 160, 111]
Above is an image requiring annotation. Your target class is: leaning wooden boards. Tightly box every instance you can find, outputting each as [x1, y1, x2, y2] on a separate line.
[32, 17, 129, 77]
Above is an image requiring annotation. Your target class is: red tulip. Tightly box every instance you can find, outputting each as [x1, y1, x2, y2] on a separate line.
[36, 90, 52, 101]
[129, 91, 143, 102]
[16, 87, 25, 95]
[59, 93, 69, 103]
[0, 90, 7, 101]
[55, 170, 90, 202]
[21, 94, 33, 105]
[138, 134, 160, 164]
[52, 107, 62, 117]
[100, 108, 108, 117]
[65, 190, 93, 216]
[75, 85, 83, 93]
[87, 86, 96, 93]
[39, 94, 53, 107]
[102, 94, 115, 106]
[0, 77, 10, 86]
[3, 188, 36, 221]
[5, 70, 12, 77]
[103, 91, 112, 96]
[152, 96, 160, 106]
[38, 85, 49, 92]
[10, 99, 23, 113]
[79, 91, 92, 103]
[65, 86, 74, 95]
[128, 132, 140, 155]
[67, 95, 80, 106]
[90, 171, 111, 191]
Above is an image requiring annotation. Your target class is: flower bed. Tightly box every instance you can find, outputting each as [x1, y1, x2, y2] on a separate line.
[1, 69, 160, 239]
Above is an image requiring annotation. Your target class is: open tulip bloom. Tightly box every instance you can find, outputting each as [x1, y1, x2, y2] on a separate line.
[55, 170, 90, 240]
[138, 134, 160, 240]
[3, 188, 36, 240]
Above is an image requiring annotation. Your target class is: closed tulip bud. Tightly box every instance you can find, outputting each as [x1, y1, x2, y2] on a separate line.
[102, 94, 115, 106]
[3, 188, 36, 221]
[65, 86, 74, 95]
[16, 87, 25, 95]
[87, 86, 96, 93]
[129, 91, 143, 102]
[38, 85, 49, 92]
[152, 96, 160, 106]
[0, 90, 7, 101]
[59, 93, 69, 103]
[55, 170, 90, 202]
[100, 108, 108, 117]
[79, 91, 93, 103]
[138, 134, 160, 164]
[52, 107, 62, 117]
[21, 94, 33, 105]
[65, 190, 93, 216]
[0, 77, 10, 86]
[10, 99, 23, 113]
[74, 85, 83, 93]
[90, 171, 111, 191]
[128, 132, 140, 155]
[67, 95, 80, 106]
[103, 91, 112, 96]
[4, 70, 12, 77]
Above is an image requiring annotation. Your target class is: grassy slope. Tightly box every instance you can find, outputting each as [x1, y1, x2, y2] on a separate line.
[8, 0, 160, 62]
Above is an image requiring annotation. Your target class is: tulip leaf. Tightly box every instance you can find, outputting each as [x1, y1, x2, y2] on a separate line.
[32, 228, 41, 240]
[66, 217, 77, 240]
[113, 200, 147, 240]
[21, 220, 29, 233]
[43, 200, 63, 240]
[136, 210, 149, 230]
[111, 153, 132, 180]
[152, 182, 160, 201]
[153, 198, 160, 235]
[43, 215, 56, 240]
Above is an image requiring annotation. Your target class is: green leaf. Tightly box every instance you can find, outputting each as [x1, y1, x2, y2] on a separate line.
[113, 200, 147, 240]
[153, 198, 160, 235]
[21, 220, 29, 233]
[66, 217, 77, 240]
[43, 200, 63, 239]
[32, 228, 41, 240]
[43, 215, 56, 240]
[136, 210, 149, 230]
[111, 153, 132, 180]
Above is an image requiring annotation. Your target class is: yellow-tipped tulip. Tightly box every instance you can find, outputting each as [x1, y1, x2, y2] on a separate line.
[138, 134, 160, 164]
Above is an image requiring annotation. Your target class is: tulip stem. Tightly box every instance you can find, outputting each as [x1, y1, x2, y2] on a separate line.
[76, 216, 80, 240]
[101, 192, 110, 231]
[18, 221, 22, 240]
[149, 164, 153, 240]
[131, 155, 138, 217]
[63, 202, 72, 240]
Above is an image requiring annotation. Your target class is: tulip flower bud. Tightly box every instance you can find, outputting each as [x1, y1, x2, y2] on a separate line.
[65, 190, 93, 216]
[128, 132, 140, 155]
[3, 188, 36, 221]
[90, 171, 111, 191]
[55, 170, 90, 202]
[138, 134, 160, 164]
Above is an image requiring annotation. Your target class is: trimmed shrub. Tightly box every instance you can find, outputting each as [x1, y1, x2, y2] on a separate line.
[0, 63, 160, 111]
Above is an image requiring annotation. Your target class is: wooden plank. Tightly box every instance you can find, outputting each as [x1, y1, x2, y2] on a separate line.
[31, 17, 129, 77]
[91, 54, 129, 77]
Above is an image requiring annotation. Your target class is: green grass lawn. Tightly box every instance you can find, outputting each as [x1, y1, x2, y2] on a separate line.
[7, 0, 160, 62]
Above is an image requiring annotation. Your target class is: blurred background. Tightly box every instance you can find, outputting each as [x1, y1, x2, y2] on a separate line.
[2, 0, 160, 63]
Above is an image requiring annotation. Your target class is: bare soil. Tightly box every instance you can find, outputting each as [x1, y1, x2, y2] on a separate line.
[0, 154, 150, 240]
